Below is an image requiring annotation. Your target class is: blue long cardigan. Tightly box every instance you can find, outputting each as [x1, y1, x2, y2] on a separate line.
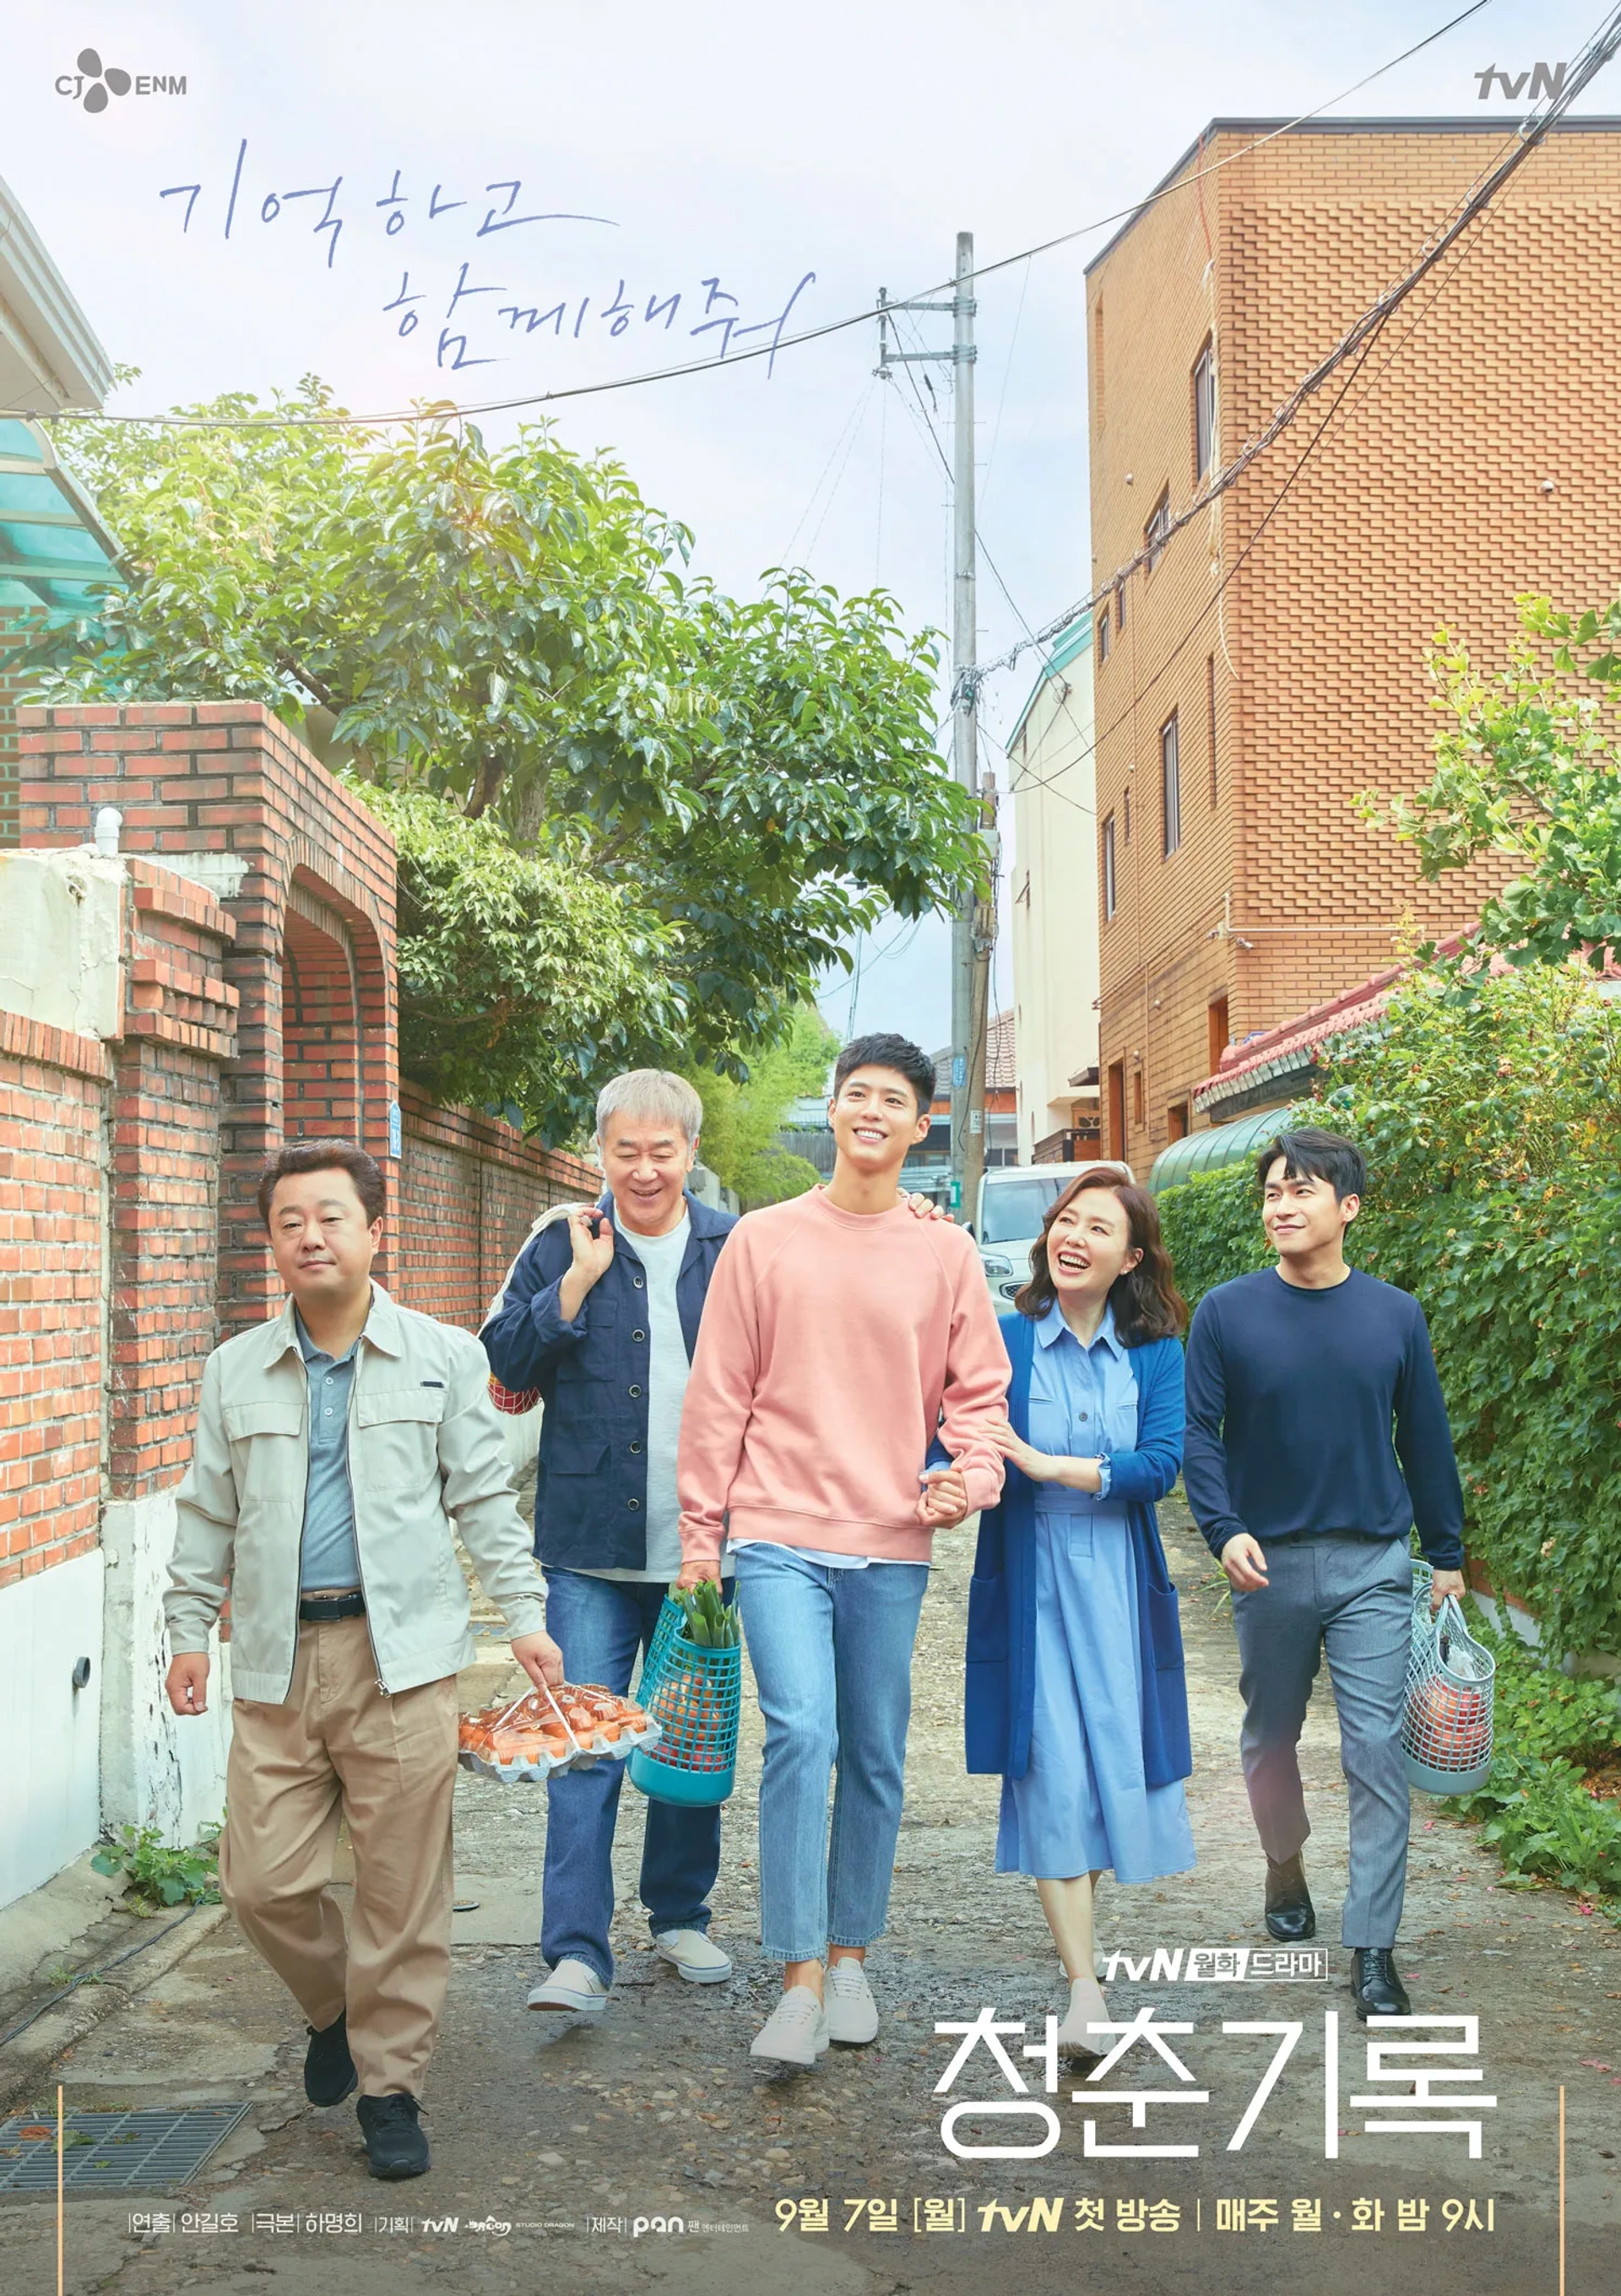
[964, 1312, 1193, 1788]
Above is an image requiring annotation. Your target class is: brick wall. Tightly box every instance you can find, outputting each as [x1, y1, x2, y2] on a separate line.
[0, 610, 37, 850]
[395, 1086, 599, 1330]
[1086, 120, 1621, 1170]
[109, 862, 238, 1498]
[19, 701, 398, 1335]
[0, 1010, 111, 1589]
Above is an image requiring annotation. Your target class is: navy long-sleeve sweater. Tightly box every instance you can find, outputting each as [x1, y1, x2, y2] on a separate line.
[1183, 1266, 1465, 1568]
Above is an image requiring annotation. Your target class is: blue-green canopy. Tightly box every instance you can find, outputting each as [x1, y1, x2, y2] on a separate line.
[1148, 1103, 1306, 1195]
[0, 418, 121, 626]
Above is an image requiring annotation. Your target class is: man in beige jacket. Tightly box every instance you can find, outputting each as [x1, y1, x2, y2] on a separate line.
[165, 1138, 563, 2180]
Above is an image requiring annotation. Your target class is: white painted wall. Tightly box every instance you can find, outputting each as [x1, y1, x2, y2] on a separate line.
[100, 1490, 231, 1853]
[1008, 629, 1100, 1160]
[0, 847, 124, 1039]
[0, 1551, 106, 1909]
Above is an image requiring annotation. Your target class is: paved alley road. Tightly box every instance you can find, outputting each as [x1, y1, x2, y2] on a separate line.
[5, 1500, 1617, 2295]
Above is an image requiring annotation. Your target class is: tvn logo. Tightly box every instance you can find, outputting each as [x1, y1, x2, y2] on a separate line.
[1103, 1946, 1328, 1982]
[1475, 62, 1567, 100]
[56, 48, 187, 112]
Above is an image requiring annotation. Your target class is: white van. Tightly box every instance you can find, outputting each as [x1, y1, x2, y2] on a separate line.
[973, 1160, 1135, 1308]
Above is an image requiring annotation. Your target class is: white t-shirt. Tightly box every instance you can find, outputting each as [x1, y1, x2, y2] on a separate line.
[582, 1215, 691, 1585]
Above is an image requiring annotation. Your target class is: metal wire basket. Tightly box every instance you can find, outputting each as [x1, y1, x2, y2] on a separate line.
[1402, 1583, 1495, 1797]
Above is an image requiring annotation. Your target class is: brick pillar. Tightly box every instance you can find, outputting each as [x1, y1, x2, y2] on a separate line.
[18, 701, 398, 1340]
[108, 863, 239, 1493]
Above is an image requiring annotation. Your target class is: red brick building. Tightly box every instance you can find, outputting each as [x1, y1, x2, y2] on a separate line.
[1086, 116, 1621, 1168]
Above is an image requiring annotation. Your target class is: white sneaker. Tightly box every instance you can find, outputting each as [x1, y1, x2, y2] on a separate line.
[653, 1929, 734, 1984]
[823, 1957, 879, 2044]
[526, 1958, 610, 2017]
[750, 1985, 830, 2067]
[1057, 1975, 1109, 2056]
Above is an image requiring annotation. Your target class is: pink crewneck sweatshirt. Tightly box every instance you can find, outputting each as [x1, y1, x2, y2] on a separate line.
[676, 1188, 1011, 1569]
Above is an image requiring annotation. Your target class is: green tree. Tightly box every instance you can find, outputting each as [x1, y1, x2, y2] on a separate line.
[30, 381, 981, 1130]
[1365, 593, 1621, 973]
[687, 1003, 837, 1206]
[1157, 966, 1621, 1659]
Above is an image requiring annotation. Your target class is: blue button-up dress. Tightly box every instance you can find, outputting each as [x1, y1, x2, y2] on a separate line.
[995, 1302, 1195, 1884]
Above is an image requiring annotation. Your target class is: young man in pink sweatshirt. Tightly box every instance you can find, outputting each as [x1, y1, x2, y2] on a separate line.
[677, 1032, 1010, 2067]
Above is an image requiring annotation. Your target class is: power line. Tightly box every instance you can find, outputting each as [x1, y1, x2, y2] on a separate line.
[17, 3, 1497, 435]
[962, 2, 1621, 706]
[1008, 146, 1515, 811]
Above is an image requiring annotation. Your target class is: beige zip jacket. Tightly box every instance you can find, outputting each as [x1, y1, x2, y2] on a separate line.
[164, 1282, 546, 1702]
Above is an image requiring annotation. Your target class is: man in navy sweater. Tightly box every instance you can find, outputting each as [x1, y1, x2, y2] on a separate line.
[1184, 1128, 1466, 2020]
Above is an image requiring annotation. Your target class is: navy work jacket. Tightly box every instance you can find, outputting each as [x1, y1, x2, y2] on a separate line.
[478, 1191, 736, 1571]
[964, 1310, 1193, 1789]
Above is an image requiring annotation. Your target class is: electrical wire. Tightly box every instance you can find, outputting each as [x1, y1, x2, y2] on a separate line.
[15, 2, 1499, 434]
[1008, 140, 1515, 810]
[962, 0, 1621, 704]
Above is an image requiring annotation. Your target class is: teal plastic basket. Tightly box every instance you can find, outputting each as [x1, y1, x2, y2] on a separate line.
[637, 1595, 684, 1701]
[628, 1624, 742, 1808]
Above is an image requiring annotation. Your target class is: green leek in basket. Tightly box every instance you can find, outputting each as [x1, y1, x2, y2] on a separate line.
[670, 1579, 740, 1648]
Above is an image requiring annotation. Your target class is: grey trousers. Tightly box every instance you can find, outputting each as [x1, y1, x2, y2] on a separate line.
[1231, 1534, 1413, 1949]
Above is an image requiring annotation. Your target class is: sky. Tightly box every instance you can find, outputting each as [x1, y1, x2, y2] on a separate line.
[2, 0, 1609, 1053]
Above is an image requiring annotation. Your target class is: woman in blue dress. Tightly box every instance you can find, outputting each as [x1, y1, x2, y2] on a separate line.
[964, 1170, 1194, 2053]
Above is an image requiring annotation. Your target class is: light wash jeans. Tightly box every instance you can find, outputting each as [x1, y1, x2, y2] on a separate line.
[733, 1541, 930, 1963]
[539, 1568, 729, 1987]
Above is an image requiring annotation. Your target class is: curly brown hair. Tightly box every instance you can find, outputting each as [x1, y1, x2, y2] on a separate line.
[1013, 1169, 1188, 1343]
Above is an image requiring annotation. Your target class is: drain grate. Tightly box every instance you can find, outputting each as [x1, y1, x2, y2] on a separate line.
[0, 2105, 252, 2193]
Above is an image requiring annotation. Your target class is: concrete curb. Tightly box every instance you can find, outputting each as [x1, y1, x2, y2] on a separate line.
[0, 1902, 229, 2112]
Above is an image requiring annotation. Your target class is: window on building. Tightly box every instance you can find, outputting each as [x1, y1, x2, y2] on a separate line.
[1161, 712, 1181, 857]
[1208, 993, 1229, 1075]
[1145, 488, 1171, 574]
[1107, 1060, 1125, 1159]
[1115, 581, 1126, 635]
[1206, 653, 1217, 805]
[1123, 787, 1131, 843]
[1192, 338, 1217, 481]
[1132, 1069, 1145, 1129]
[1168, 1101, 1190, 1141]
[1102, 815, 1116, 919]
[1098, 606, 1111, 663]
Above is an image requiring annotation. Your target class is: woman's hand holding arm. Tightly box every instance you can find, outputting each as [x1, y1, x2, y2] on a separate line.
[987, 1416, 1103, 1492]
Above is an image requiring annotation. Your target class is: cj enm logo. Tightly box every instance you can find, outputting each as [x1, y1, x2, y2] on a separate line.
[56, 48, 187, 112]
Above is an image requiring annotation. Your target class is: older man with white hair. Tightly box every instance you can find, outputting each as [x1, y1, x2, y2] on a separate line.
[480, 1071, 738, 2017]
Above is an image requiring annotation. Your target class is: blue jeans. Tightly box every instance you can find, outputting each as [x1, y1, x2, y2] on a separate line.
[733, 1543, 930, 1963]
[539, 1568, 729, 1987]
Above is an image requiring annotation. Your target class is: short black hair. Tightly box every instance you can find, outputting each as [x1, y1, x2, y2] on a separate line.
[832, 1032, 936, 1113]
[1256, 1126, 1365, 1203]
[258, 1138, 386, 1228]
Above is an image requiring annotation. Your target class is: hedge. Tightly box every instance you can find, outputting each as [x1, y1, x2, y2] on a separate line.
[1157, 966, 1621, 1661]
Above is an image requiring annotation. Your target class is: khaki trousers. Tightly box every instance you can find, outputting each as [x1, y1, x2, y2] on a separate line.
[218, 1617, 458, 2097]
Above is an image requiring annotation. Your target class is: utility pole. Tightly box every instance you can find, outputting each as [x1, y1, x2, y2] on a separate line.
[876, 233, 987, 1220]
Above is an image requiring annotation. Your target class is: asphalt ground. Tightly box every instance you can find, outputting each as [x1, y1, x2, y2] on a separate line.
[4, 1497, 1617, 2294]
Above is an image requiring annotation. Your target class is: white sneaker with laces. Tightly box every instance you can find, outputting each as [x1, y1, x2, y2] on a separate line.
[526, 1958, 610, 2017]
[823, 1957, 879, 2044]
[653, 1929, 734, 1984]
[750, 1984, 830, 2067]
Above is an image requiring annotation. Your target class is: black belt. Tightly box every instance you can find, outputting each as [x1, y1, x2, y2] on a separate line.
[298, 1590, 366, 1622]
